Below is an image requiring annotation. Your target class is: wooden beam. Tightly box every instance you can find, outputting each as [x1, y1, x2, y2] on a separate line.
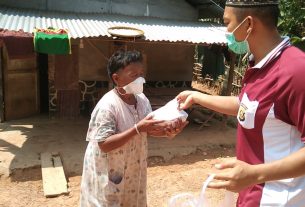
[0, 47, 4, 122]
[221, 51, 236, 127]
[226, 52, 236, 96]
[41, 152, 68, 197]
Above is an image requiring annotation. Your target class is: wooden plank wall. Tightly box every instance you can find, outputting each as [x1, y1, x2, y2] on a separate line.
[54, 45, 79, 118]
[3, 46, 39, 120]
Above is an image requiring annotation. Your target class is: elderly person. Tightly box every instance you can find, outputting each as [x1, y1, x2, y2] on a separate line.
[80, 50, 187, 207]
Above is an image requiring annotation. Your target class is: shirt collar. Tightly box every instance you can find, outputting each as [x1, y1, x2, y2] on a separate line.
[249, 36, 290, 69]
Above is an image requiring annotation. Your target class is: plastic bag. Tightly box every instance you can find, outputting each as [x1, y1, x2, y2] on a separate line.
[151, 99, 188, 122]
[168, 174, 235, 207]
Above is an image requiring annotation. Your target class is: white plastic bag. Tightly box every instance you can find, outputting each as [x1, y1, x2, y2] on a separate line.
[151, 99, 188, 121]
[168, 174, 235, 207]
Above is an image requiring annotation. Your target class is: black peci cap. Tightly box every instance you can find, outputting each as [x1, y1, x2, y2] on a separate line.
[226, 0, 279, 7]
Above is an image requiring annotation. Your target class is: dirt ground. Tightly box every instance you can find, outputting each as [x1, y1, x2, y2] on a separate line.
[0, 111, 238, 207]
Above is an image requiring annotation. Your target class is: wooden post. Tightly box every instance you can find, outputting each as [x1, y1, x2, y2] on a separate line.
[108, 41, 115, 91]
[55, 44, 80, 118]
[0, 44, 4, 122]
[142, 51, 148, 77]
[226, 52, 236, 96]
[222, 51, 236, 126]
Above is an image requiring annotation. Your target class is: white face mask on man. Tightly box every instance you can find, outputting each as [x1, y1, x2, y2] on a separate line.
[121, 77, 146, 95]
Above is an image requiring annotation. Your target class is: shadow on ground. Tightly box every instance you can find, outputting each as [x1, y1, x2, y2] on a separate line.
[0, 111, 237, 182]
[0, 115, 88, 182]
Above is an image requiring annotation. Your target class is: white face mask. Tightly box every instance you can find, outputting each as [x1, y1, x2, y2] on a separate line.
[122, 77, 146, 95]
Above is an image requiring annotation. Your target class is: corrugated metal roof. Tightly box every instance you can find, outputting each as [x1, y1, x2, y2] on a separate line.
[0, 7, 227, 45]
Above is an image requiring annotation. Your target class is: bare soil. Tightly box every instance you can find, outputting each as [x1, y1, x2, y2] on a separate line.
[0, 147, 237, 207]
[0, 113, 238, 207]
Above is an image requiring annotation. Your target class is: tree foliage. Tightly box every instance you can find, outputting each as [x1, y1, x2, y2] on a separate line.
[278, 0, 305, 49]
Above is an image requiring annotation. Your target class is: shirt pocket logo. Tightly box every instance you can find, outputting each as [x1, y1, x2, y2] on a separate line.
[237, 93, 259, 129]
[239, 103, 248, 122]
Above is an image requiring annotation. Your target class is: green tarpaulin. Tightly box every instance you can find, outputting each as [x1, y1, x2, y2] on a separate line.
[34, 28, 71, 55]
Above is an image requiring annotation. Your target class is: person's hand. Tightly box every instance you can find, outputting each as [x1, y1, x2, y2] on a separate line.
[176, 90, 199, 110]
[164, 118, 189, 139]
[136, 114, 165, 133]
[207, 158, 260, 193]
[147, 118, 189, 138]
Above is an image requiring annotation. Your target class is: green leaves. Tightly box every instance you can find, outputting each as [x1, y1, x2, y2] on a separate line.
[279, 0, 305, 50]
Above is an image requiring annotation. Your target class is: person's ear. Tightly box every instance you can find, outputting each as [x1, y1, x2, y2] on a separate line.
[112, 73, 119, 86]
[246, 16, 254, 33]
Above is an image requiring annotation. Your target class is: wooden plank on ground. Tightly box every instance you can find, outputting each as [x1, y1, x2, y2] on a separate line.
[41, 152, 68, 197]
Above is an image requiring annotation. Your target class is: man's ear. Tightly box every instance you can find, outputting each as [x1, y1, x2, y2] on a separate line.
[246, 16, 254, 33]
[112, 73, 119, 86]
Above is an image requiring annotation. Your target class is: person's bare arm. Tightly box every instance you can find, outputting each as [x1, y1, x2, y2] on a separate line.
[255, 147, 305, 183]
[99, 116, 163, 153]
[176, 90, 240, 116]
[99, 127, 139, 153]
[208, 147, 305, 192]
